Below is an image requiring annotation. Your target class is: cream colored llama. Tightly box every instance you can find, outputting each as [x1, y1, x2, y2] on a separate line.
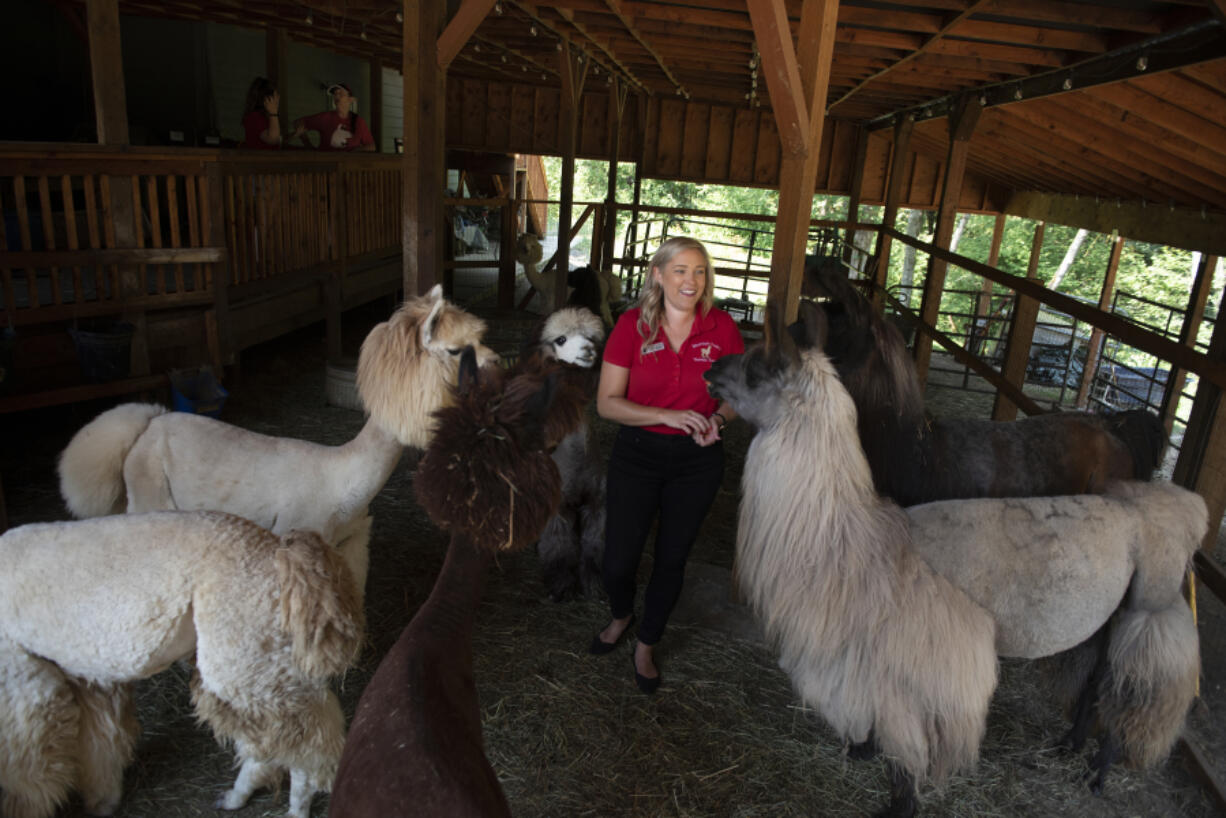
[516, 232, 552, 309]
[703, 302, 1202, 816]
[0, 511, 363, 818]
[57, 286, 496, 564]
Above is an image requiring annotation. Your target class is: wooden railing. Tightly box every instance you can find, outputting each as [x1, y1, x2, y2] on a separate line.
[0, 145, 404, 407]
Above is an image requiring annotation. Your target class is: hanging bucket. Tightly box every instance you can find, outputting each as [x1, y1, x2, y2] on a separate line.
[170, 367, 229, 418]
[68, 322, 134, 383]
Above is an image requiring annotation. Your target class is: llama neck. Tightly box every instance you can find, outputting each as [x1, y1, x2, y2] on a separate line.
[328, 417, 405, 518]
[412, 533, 493, 648]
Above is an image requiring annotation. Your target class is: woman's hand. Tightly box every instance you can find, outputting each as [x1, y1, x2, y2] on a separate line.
[263, 91, 280, 115]
[692, 415, 723, 447]
[660, 408, 708, 436]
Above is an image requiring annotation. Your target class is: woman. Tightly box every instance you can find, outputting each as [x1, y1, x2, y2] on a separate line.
[588, 236, 743, 694]
[241, 77, 282, 149]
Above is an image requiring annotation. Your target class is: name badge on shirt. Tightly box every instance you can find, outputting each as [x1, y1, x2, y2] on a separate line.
[643, 341, 665, 354]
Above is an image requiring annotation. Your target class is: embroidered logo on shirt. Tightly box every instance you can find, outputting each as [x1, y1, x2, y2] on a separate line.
[692, 341, 721, 362]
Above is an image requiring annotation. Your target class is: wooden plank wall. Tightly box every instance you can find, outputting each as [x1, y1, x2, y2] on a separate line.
[443, 77, 1009, 212]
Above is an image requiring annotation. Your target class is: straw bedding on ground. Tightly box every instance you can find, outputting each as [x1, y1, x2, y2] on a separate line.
[0, 302, 1220, 817]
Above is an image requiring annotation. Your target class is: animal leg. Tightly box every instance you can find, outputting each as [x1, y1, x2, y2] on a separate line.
[1055, 623, 1112, 754]
[578, 500, 607, 599]
[287, 767, 316, 818]
[71, 680, 140, 816]
[537, 511, 580, 602]
[214, 752, 282, 810]
[0, 648, 79, 818]
[875, 762, 918, 818]
[847, 730, 879, 761]
[1085, 732, 1122, 795]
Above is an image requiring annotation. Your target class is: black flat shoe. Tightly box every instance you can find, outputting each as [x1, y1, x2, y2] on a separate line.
[632, 644, 660, 695]
[588, 614, 636, 655]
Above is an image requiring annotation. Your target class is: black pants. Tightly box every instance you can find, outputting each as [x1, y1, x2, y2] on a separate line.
[602, 426, 724, 646]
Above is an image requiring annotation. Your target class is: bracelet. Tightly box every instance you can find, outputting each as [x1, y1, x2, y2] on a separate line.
[268, 113, 279, 117]
[712, 411, 727, 429]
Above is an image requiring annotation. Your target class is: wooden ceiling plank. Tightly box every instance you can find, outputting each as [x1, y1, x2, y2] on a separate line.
[975, 0, 1164, 35]
[829, 0, 992, 113]
[927, 37, 1066, 67]
[1092, 81, 1226, 157]
[838, 6, 944, 34]
[747, 0, 810, 157]
[1071, 91, 1226, 180]
[601, 0, 688, 95]
[619, 0, 748, 29]
[950, 19, 1109, 53]
[554, 6, 650, 90]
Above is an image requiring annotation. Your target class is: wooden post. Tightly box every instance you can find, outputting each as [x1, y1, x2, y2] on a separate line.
[913, 95, 982, 383]
[403, 0, 445, 295]
[204, 162, 232, 369]
[327, 165, 346, 361]
[842, 125, 869, 272]
[626, 94, 647, 291]
[369, 57, 383, 151]
[869, 115, 913, 310]
[1161, 255, 1219, 434]
[758, 0, 839, 323]
[555, 42, 586, 311]
[498, 156, 517, 310]
[1075, 232, 1124, 408]
[603, 79, 627, 275]
[991, 221, 1046, 420]
[970, 214, 1006, 356]
[266, 27, 289, 117]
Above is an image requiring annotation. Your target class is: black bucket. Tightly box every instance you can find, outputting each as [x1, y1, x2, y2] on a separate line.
[69, 322, 135, 383]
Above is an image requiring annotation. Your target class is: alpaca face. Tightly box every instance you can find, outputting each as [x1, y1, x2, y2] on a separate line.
[541, 307, 605, 368]
[704, 346, 793, 430]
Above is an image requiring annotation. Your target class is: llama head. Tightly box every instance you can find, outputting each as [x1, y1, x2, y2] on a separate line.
[705, 300, 830, 429]
[356, 285, 499, 449]
[539, 306, 604, 368]
[416, 354, 565, 553]
[516, 233, 544, 266]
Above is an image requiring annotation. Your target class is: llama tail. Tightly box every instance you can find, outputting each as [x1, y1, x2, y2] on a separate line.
[275, 530, 367, 681]
[1097, 602, 1199, 769]
[57, 403, 169, 518]
[1102, 409, 1168, 480]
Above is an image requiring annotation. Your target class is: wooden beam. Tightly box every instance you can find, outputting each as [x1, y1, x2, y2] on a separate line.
[266, 27, 288, 117]
[555, 41, 582, 310]
[1007, 191, 1226, 257]
[842, 125, 869, 266]
[1162, 255, 1219, 433]
[991, 220, 1045, 420]
[765, 0, 839, 322]
[602, 78, 627, 274]
[1074, 232, 1123, 409]
[600, 0, 688, 95]
[437, 0, 496, 70]
[870, 114, 913, 307]
[913, 94, 981, 383]
[368, 57, 383, 151]
[747, 0, 809, 158]
[86, 0, 129, 145]
[404, 0, 446, 295]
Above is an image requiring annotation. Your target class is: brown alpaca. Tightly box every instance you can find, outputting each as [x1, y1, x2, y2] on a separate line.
[330, 353, 586, 817]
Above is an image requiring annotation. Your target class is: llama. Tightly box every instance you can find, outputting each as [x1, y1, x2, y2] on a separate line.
[703, 302, 1202, 816]
[567, 264, 622, 329]
[517, 232, 554, 310]
[0, 511, 363, 818]
[515, 306, 607, 601]
[802, 260, 1167, 506]
[57, 285, 496, 568]
[330, 352, 584, 817]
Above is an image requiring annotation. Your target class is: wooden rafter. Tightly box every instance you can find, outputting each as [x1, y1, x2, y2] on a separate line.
[438, 0, 498, 70]
[553, 7, 649, 91]
[828, 0, 991, 113]
[600, 0, 689, 96]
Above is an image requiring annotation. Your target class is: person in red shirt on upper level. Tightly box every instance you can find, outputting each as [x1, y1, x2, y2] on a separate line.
[291, 82, 376, 152]
[241, 77, 283, 149]
[587, 236, 743, 695]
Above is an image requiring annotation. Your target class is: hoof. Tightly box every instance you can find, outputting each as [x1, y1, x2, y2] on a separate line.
[214, 790, 248, 811]
[847, 738, 879, 762]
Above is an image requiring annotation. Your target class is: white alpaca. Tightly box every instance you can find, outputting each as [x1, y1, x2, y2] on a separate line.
[0, 511, 364, 818]
[514, 307, 607, 600]
[704, 302, 1202, 815]
[57, 286, 497, 566]
[517, 233, 552, 310]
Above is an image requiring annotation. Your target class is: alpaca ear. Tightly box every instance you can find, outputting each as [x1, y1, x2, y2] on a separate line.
[798, 299, 829, 351]
[457, 346, 479, 395]
[421, 295, 446, 347]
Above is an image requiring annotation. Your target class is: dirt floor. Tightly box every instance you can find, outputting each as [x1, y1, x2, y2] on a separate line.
[2, 296, 1225, 817]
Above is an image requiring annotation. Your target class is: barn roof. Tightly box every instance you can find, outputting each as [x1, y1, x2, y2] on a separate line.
[110, 0, 1226, 217]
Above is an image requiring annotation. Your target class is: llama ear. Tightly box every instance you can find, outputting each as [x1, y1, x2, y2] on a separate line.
[421, 295, 446, 347]
[456, 346, 479, 395]
[798, 299, 829, 351]
[764, 302, 799, 369]
[426, 283, 443, 301]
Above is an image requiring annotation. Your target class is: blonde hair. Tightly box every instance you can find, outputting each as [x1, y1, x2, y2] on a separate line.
[635, 236, 716, 354]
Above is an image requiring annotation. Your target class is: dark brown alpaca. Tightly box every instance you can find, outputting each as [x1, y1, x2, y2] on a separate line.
[329, 350, 584, 818]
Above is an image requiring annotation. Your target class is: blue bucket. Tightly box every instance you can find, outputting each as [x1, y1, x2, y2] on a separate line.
[170, 367, 229, 418]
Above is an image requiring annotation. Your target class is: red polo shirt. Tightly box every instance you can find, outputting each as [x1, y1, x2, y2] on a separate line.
[604, 306, 744, 435]
[299, 110, 375, 151]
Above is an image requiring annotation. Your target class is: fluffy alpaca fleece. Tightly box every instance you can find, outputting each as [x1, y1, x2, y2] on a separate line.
[331, 357, 582, 817]
[57, 286, 495, 558]
[704, 304, 1202, 813]
[0, 511, 364, 818]
[516, 307, 607, 600]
